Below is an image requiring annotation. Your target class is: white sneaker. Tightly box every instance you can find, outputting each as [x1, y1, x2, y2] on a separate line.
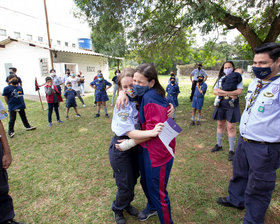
[83, 104, 86, 107]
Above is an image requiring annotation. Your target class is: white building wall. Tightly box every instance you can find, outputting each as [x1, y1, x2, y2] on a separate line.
[54, 52, 109, 93]
[0, 0, 91, 48]
[0, 41, 110, 95]
[0, 41, 51, 95]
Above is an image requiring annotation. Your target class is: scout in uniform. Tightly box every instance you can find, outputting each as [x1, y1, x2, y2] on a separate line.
[2, 74, 36, 137]
[191, 74, 207, 125]
[0, 99, 24, 224]
[216, 42, 280, 224]
[109, 68, 163, 224]
[189, 63, 208, 102]
[90, 72, 112, 118]
[166, 77, 180, 120]
[64, 82, 81, 119]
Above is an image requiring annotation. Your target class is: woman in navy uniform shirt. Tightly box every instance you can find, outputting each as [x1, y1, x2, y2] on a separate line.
[211, 61, 243, 161]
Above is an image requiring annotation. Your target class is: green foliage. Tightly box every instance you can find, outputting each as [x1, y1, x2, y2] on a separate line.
[74, 0, 280, 72]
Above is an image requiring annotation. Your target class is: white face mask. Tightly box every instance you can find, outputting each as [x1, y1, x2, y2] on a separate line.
[223, 67, 233, 75]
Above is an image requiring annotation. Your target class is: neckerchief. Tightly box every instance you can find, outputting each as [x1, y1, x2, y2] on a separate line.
[246, 74, 280, 114]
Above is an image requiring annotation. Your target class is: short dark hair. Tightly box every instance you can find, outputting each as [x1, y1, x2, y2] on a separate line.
[9, 67, 17, 72]
[198, 63, 202, 67]
[45, 76, 52, 82]
[8, 74, 16, 80]
[135, 63, 165, 97]
[50, 69, 56, 73]
[66, 82, 72, 85]
[254, 42, 280, 61]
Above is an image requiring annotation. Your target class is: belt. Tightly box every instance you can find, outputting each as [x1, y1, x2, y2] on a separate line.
[224, 96, 230, 100]
[242, 136, 280, 145]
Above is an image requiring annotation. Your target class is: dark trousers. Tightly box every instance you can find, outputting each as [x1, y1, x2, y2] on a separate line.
[190, 80, 198, 101]
[55, 85, 62, 94]
[0, 142, 15, 223]
[138, 146, 174, 224]
[109, 136, 139, 212]
[48, 103, 60, 123]
[227, 136, 280, 224]
[8, 109, 31, 134]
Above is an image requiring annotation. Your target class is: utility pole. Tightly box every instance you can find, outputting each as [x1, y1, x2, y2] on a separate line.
[43, 0, 54, 69]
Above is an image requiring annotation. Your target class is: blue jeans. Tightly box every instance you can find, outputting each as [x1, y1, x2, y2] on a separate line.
[48, 103, 60, 123]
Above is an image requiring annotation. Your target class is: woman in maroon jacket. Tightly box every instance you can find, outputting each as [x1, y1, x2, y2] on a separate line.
[44, 76, 63, 127]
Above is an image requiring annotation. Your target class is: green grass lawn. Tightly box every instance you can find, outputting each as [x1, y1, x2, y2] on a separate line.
[2, 76, 279, 224]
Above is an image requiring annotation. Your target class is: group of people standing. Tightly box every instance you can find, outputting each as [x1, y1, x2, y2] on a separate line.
[108, 42, 280, 224]
[0, 42, 279, 224]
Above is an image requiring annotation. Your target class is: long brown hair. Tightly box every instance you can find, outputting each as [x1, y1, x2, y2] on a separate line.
[117, 67, 135, 90]
[135, 63, 165, 97]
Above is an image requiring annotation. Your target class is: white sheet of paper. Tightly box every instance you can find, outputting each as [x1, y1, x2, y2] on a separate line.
[159, 118, 182, 158]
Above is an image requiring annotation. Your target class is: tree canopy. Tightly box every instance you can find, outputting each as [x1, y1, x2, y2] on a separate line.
[74, 0, 280, 72]
[75, 0, 280, 49]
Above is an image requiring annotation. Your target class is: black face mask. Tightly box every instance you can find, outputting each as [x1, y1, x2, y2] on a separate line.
[9, 71, 14, 75]
[11, 80, 18, 85]
[198, 79, 203, 83]
[171, 81, 175, 84]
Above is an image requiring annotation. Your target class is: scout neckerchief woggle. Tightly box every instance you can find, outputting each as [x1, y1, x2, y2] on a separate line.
[246, 73, 280, 114]
[246, 80, 266, 114]
[246, 77, 278, 114]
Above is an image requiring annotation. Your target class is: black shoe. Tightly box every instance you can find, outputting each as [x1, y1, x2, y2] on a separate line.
[211, 144, 223, 152]
[228, 151, 235, 161]
[190, 121, 195, 126]
[125, 205, 139, 217]
[3, 219, 25, 224]
[196, 121, 201, 126]
[25, 126, 36, 131]
[216, 197, 245, 210]
[95, 114, 100, 118]
[105, 114, 109, 118]
[8, 132, 15, 138]
[113, 211, 126, 224]
[138, 207, 157, 221]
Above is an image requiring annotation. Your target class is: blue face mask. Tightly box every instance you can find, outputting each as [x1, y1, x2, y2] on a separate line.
[98, 78, 103, 81]
[253, 66, 272, 79]
[133, 85, 149, 96]
[68, 86, 72, 90]
[71, 73, 75, 77]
